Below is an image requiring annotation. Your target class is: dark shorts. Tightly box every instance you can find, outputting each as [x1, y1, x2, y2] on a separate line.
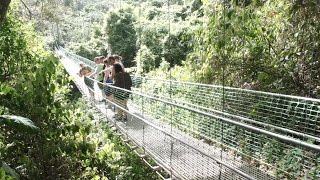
[104, 79, 113, 96]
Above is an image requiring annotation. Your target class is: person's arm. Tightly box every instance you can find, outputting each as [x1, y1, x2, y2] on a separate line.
[103, 68, 111, 83]
[91, 64, 102, 77]
[78, 69, 83, 77]
[91, 67, 98, 76]
[87, 71, 94, 77]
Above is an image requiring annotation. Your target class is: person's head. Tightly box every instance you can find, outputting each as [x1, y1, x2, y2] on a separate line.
[113, 55, 122, 62]
[94, 56, 105, 64]
[79, 67, 91, 76]
[113, 63, 123, 75]
[107, 55, 116, 65]
[79, 63, 85, 68]
[94, 57, 99, 64]
[103, 58, 111, 67]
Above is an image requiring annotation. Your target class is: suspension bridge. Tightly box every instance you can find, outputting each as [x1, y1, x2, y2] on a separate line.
[56, 48, 319, 180]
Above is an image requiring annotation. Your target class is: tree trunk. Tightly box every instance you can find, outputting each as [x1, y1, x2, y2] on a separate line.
[0, 0, 11, 29]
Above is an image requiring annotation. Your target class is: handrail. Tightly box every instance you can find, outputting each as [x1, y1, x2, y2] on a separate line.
[58, 52, 256, 179]
[59, 47, 320, 152]
[136, 76, 320, 103]
[58, 46, 320, 102]
[116, 83, 320, 152]
[103, 89, 256, 180]
[138, 90, 320, 142]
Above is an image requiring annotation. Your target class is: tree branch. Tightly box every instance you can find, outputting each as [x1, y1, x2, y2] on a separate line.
[20, 0, 32, 20]
[0, 0, 12, 30]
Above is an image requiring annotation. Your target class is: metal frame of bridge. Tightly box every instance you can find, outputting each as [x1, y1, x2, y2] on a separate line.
[57, 48, 320, 180]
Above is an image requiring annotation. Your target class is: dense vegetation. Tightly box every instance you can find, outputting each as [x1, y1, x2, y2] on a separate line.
[1, 0, 320, 179]
[0, 1, 158, 179]
[44, 0, 319, 178]
[31, 0, 320, 97]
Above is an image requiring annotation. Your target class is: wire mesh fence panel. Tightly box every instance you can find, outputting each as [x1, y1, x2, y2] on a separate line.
[130, 77, 320, 179]
[58, 48, 320, 180]
[139, 78, 320, 138]
[60, 47, 97, 68]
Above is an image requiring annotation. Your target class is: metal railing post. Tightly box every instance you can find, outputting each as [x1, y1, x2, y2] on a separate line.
[142, 125, 145, 154]
[169, 138, 174, 178]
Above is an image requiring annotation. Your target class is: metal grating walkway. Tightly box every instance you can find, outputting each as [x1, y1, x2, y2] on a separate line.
[56, 48, 320, 180]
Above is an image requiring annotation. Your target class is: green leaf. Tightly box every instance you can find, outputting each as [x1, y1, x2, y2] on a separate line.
[1, 161, 19, 180]
[227, 8, 235, 19]
[0, 84, 14, 95]
[0, 115, 38, 130]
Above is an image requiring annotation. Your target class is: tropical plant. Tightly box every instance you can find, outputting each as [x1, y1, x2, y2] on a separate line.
[0, 115, 38, 179]
[104, 7, 137, 67]
[0, 3, 158, 179]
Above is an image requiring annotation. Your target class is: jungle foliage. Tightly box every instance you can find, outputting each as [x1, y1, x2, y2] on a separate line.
[33, 0, 319, 97]
[189, 0, 320, 97]
[1, 0, 320, 179]
[0, 2, 158, 179]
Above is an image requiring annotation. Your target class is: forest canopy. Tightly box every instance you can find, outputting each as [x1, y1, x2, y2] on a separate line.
[15, 0, 318, 97]
[1, 0, 320, 179]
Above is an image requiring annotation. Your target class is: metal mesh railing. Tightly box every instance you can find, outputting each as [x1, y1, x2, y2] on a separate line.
[134, 77, 320, 138]
[131, 76, 320, 179]
[57, 48, 260, 179]
[57, 48, 320, 179]
[60, 47, 97, 68]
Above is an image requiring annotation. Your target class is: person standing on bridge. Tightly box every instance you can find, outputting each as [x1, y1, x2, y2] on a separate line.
[93, 56, 107, 101]
[107, 55, 125, 71]
[112, 63, 132, 121]
[78, 64, 95, 101]
[106, 55, 125, 79]
[113, 54, 125, 71]
[102, 58, 113, 107]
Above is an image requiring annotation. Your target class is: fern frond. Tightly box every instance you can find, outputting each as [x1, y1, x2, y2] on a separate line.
[0, 115, 38, 130]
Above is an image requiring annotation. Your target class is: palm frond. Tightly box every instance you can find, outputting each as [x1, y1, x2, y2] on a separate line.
[0, 115, 38, 130]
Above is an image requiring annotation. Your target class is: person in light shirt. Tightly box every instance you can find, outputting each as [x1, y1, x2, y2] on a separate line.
[93, 56, 107, 100]
[78, 64, 95, 100]
[101, 58, 113, 106]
